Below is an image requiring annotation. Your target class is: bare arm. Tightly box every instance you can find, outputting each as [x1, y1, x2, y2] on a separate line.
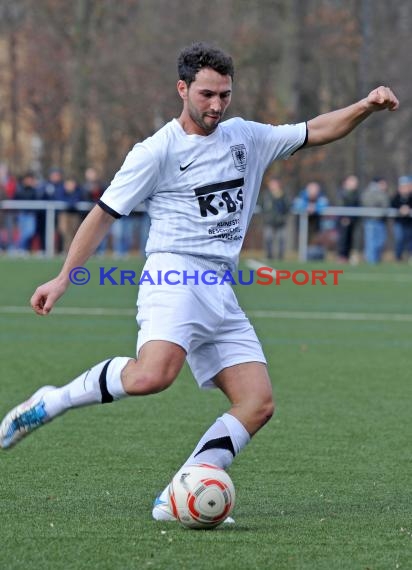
[306, 86, 399, 147]
[31, 205, 116, 315]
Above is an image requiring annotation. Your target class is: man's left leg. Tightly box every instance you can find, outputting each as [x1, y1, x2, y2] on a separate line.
[152, 362, 274, 520]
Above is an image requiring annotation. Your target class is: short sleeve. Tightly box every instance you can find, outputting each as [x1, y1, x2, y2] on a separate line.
[99, 144, 159, 217]
[246, 121, 307, 169]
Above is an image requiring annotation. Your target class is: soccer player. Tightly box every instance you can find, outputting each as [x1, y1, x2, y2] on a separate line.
[0, 43, 399, 522]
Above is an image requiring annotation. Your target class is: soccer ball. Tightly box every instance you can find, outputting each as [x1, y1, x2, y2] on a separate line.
[169, 463, 235, 529]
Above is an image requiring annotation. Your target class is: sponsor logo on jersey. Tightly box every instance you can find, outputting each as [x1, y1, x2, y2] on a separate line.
[179, 159, 196, 172]
[193, 178, 244, 218]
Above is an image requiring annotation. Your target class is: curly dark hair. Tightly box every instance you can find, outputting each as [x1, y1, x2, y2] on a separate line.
[177, 42, 234, 86]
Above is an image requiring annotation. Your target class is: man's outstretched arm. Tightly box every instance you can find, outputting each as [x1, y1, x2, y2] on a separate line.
[306, 86, 399, 147]
[31, 205, 116, 315]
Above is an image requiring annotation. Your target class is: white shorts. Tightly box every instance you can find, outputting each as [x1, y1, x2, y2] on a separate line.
[136, 252, 266, 389]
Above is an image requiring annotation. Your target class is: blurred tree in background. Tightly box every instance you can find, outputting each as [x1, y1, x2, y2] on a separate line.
[0, 0, 410, 196]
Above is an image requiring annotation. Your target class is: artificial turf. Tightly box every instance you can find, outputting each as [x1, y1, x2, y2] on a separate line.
[0, 257, 411, 569]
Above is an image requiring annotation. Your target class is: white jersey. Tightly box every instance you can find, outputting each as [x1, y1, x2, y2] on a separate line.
[99, 117, 307, 269]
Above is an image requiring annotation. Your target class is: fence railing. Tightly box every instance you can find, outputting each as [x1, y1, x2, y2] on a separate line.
[0, 200, 409, 260]
[294, 206, 409, 261]
[0, 200, 144, 257]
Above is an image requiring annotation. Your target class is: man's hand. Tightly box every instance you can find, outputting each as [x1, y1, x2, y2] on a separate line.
[365, 86, 399, 112]
[29, 205, 116, 316]
[30, 277, 69, 316]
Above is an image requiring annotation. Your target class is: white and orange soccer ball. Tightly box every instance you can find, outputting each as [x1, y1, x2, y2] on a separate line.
[169, 463, 235, 529]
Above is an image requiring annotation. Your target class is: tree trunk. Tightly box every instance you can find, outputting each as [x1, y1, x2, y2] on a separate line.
[70, 0, 93, 179]
[9, 29, 20, 172]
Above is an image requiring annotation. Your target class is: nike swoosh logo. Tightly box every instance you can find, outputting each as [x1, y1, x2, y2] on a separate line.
[180, 159, 196, 172]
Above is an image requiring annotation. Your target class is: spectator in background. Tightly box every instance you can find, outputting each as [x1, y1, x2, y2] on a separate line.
[83, 166, 149, 258]
[14, 172, 39, 254]
[82, 166, 130, 257]
[109, 217, 135, 257]
[41, 167, 65, 200]
[0, 169, 6, 251]
[57, 176, 84, 253]
[336, 174, 361, 264]
[38, 168, 65, 252]
[109, 211, 149, 258]
[361, 177, 390, 263]
[0, 164, 17, 252]
[85, 168, 149, 258]
[137, 210, 150, 258]
[293, 181, 329, 260]
[3, 168, 18, 204]
[83, 167, 105, 203]
[82, 166, 111, 256]
[260, 176, 290, 260]
[391, 175, 412, 262]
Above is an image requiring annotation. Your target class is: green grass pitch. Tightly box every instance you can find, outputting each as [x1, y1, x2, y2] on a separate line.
[0, 257, 411, 570]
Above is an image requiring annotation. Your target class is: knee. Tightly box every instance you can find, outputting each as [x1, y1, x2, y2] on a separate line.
[255, 396, 275, 428]
[139, 371, 176, 394]
[122, 361, 176, 395]
[122, 342, 185, 396]
[243, 394, 275, 435]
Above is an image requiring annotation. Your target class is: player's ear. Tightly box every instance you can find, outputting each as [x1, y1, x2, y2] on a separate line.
[177, 80, 188, 101]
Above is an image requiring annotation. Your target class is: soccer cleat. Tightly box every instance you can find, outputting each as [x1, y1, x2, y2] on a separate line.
[152, 493, 176, 522]
[152, 492, 235, 524]
[0, 386, 56, 450]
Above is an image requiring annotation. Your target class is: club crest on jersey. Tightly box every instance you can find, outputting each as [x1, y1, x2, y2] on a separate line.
[230, 144, 247, 172]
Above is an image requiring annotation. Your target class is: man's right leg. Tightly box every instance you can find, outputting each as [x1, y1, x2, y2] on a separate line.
[152, 362, 274, 522]
[0, 341, 186, 449]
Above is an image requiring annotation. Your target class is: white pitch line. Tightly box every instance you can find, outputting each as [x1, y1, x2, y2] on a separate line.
[244, 259, 411, 283]
[0, 306, 411, 322]
[245, 258, 276, 275]
[337, 273, 412, 282]
[0, 306, 136, 317]
[249, 310, 412, 322]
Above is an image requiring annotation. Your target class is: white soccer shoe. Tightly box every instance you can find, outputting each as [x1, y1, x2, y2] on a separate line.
[0, 386, 55, 449]
[152, 494, 176, 521]
[152, 492, 235, 524]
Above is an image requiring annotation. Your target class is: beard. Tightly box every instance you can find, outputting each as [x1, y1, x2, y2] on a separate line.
[188, 102, 222, 135]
